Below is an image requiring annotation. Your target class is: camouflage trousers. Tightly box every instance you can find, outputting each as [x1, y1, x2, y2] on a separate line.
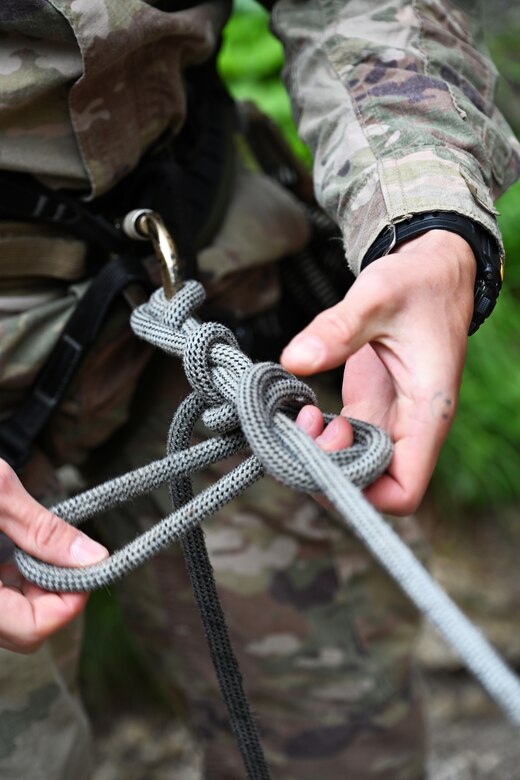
[0, 172, 427, 777]
[0, 316, 428, 780]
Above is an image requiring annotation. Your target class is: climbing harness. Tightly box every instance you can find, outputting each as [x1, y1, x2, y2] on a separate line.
[13, 210, 520, 780]
[0, 254, 154, 473]
[0, 75, 236, 472]
[0, 95, 355, 475]
[0, 82, 516, 773]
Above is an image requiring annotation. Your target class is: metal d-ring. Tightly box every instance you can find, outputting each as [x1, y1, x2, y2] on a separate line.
[122, 209, 183, 299]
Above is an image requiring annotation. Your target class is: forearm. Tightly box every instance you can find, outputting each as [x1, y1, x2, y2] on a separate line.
[270, 0, 520, 273]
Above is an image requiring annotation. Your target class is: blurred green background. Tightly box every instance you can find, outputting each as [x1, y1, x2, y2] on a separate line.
[219, 0, 520, 512]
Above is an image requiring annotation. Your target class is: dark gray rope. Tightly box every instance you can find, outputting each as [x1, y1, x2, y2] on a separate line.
[15, 280, 520, 731]
[169, 391, 270, 779]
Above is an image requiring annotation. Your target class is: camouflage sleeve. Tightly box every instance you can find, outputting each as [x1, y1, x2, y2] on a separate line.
[270, 0, 520, 274]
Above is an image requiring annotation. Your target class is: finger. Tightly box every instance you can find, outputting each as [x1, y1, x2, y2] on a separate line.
[295, 405, 325, 438]
[0, 460, 108, 568]
[341, 345, 394, 424]
[315, 415, 354, 451]
[363, 424, 445, 516]
[295, 406, 354, 452]
[0, 581, 87, 653]
[281, 275, 385, 376]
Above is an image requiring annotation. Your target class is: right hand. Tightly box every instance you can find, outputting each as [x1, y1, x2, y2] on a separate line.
[0, 460, 108, 653]
[284, 230, 476, 515]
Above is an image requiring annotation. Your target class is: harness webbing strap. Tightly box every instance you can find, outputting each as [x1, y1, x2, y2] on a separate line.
[0, 171, 127, 253]
[0, 255, 153, 472]
[0, 222, 88, 281]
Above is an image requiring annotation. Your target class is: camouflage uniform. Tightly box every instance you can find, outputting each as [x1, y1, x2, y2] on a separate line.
[0, 2, 517, 779]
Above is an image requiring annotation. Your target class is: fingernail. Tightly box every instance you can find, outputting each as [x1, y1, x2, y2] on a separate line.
[282, 335, 324, 369]
[71, 534, 108, 566]
[296, 407, 315, 434]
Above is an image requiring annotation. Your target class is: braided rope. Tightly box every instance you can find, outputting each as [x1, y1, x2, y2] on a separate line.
[15, 280, 520, 732]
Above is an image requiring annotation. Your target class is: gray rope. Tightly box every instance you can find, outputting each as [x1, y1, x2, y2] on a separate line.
[15, 280, 520, 730]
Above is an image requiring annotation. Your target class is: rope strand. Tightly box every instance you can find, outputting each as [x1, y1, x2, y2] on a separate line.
[15, 280, 520, 737]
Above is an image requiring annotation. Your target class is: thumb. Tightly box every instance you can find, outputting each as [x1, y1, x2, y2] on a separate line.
[0, 462, 108, 567]
[281, 277, 382, 376]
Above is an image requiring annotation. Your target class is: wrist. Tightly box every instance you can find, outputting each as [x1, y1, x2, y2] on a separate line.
[395, 229, 476, 284]
[395, 230, 476, 327]
[361, 212, 503, 334]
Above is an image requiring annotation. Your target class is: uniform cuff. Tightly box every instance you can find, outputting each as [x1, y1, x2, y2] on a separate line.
[338, 148, 504, 276]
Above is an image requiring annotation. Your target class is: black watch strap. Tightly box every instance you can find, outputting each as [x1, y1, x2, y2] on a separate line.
[360, 211, 503, 335]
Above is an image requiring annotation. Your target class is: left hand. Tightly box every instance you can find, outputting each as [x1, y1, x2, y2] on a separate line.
[0, 461, 108, 653]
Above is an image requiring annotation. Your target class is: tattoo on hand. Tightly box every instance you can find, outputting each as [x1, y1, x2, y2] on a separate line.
[431, 392, 453, 422]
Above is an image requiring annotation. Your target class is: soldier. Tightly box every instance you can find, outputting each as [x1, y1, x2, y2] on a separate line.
[0, 1, 517, 778]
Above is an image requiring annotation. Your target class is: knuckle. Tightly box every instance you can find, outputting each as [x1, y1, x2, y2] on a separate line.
[399, 501, 415, 517]
[33, 510, 64, 553]
[358, 270, 401, 316]
[318, 309, 355, 344]
[18, 634, 44, 654]
[6, 626, 44, 654]
[399, 491, 421, 516]
[0, 459, 17, 495]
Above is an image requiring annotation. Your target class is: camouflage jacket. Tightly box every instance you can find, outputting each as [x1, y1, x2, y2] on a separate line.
[272, 0, 520, 272]
[1, 0, 519, 275]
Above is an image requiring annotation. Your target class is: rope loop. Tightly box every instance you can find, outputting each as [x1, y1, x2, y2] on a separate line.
[163, 280, 206, 330]
[14, 271, 520, 731]
[237, 362, 318, 491]
[183, 322, 240, 408]
[201, 402, 240, 434]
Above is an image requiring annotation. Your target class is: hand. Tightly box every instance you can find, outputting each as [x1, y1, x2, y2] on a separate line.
[0, 461, 108, 653]
[282, 230, 476, 515]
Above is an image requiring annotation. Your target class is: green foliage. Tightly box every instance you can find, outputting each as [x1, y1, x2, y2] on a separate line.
[434, 182, 520, 509]
[433, 23, 520, 509]
[488, 31, 520, 141]
[218, 1, 311, 166]
[220, 4, 520, 510]
[497, 182, 520, 292]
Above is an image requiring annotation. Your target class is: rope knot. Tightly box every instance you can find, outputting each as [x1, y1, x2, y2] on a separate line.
[183, 322, 240, 407]
[236, 362, 320, 491]
[237, 362, 393, 494]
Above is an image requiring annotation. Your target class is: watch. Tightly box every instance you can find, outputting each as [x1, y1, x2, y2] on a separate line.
[360, 211, 504, 335]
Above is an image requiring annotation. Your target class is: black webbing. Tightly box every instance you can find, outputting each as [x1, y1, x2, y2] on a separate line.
[0, 170, 127, 254]
[0, 255, 153, 472]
